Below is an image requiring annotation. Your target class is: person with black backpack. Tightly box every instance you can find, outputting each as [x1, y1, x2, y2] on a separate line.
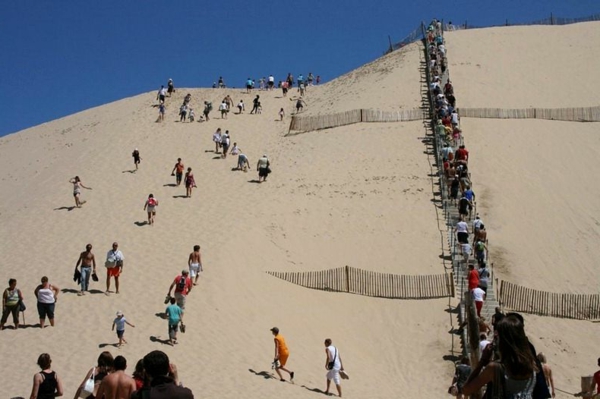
[167, 270, 192, 312]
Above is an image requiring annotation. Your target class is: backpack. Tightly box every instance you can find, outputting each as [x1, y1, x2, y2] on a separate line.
[177, 276, 187, 291]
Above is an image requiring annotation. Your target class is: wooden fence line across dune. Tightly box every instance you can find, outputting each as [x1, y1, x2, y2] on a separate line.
[286, 105, 600, 134]
[499, 280, 600, 320]
[267, 266, 454, 299]
[460, 105, 600, 121]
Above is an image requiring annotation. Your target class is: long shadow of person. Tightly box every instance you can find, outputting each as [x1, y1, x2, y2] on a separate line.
[54, 206, 76, 211]
[248, 369, 276, 380]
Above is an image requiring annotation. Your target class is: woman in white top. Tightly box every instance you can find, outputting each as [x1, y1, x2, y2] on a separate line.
[34, 276, 59, 328]
[69, 176, 92, 208]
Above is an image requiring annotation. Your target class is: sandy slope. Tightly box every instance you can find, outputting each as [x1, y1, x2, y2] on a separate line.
[446, 21, 600, 108]
[0, 46, 457, 398]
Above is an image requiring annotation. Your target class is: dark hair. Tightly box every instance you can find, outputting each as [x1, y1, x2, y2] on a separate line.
[114, 355, 127, 371]
[495, 314, 537, 377]
[460, 356, 470, 365]
[37, 353, 52, 369]
[41, 276, 48, 283]
[194, 245, 200, 251]
[324, 338, 332, 346]
[143, 350, 170, 379]
[97, 351, 114, 370]
[170, 297, 176, 304]
[133, 359, 148, 387]
[8, 278, 16, 285]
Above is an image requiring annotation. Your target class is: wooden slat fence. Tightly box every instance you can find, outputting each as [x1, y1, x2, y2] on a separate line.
[267, 266, 454, 299]
[460, 105, 600, 121]
[500, 280, 600, 320]
[287, 108, 425, 134]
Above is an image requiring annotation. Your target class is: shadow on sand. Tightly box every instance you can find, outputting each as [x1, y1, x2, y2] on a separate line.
[54, 206, 76, 211]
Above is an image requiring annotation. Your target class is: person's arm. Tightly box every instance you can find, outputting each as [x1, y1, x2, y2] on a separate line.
[274, 339, 280, 359]
[126, 320, 135, 328]
[80, 183, 92, 190]
[51, 285, 59, 301]
[55, 372, 64, 397]
[92, 254, 96, 271]
[34, 285, 40, 300]
[339, 354, 344, 371]
[143, 201, 148, 211]
[325, 348, 330, 369]
[168, 281, 175, 296]
[73, 368, 94, 399]
[188, 253, 193, 268]
[462, 346, 494, 395]
[2, 289, 7, 308]
[187, 280, 193, 294]
[547, 366, 555, 398]
[76, 254, 82, 269]
[30, 372, 41, 399]
[169, 363, 181, 386]
[95, 379, 106, 399]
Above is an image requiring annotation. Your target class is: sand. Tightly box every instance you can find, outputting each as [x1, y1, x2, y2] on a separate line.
[1, 21, 599, 399]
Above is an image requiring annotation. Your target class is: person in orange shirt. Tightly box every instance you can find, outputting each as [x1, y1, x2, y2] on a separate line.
[271, 327, 294, 382]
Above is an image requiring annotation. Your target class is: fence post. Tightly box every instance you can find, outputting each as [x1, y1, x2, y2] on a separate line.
[466, 293, 483, 399]
[345, 265, 350, 293]
[450, 272, 455, 297]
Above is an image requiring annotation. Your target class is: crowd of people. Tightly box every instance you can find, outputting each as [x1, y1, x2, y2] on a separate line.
[156, 74, 315, 124]
[425, 19, 597, 399]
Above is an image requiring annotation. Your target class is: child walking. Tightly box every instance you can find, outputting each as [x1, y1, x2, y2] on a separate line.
[112, 311, 135, 347]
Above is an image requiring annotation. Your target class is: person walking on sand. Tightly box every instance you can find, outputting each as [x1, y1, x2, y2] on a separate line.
[1, 278, 23, 330]
[324, 338, 345, 397]
[34, 276, 59, 328]
[112, 311, 135, 347]
[237, 100, 245, 114]
[105, 242, 124, 295]
[221, 130, 230, 158]
[188, 245, 203, 286]
[295, 97, 306, 113]
[271, 327, 294, 382]
[157, 102, 165, 123]
[132, 149, 141, 171]
[229, 142, 240, 156]
[143, 194, 158, 226]
[165, 297, 183, 345]
[537, 353, 556, 398]
[212, 128, 222, 153]
[279, 108, 285, 121]
[157, 86, 166, 104]
[257, 154, 270, 183]
[168, 270, 193, 312]
[171, 158, 185, 186]
[69, 176, 92, 208]
[203, 101, 212, 121]
[76, 243, 97, 295]
[95, 355, 137, 399]
[184, 168, 196, 198]
[250, 95, 260, 114]
[29, 353, 64, 399]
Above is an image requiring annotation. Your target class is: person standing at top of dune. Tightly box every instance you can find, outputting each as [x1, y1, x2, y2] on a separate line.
[167, 79, 174, 97]
[76, 243, 96, 295]
[218, 76, 225, 88]
[271, 327, 294, 382]
[188, 245, 202, 286]
[132, 149, 141, 171]
[157, 86, 167, 104]
[143, 194, 158, 226]
[69, 176, 92, 208]
[171, 158, 185, 186]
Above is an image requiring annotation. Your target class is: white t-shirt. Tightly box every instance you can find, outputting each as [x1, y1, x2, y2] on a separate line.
[461, 243, 472, 255]
[268, 75, 274, 82]
[472, 287, 485, 302]
[106, 250, 124, 264]
[479, 339, 490, 357]
[473, 218, 484, 229]
[456, 221, 468, 233]
[451, 112, 459, 124]
[326, 345, 341, 370]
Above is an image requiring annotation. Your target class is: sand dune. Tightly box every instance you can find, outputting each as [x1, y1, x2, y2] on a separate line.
[1, 21, 599, 399]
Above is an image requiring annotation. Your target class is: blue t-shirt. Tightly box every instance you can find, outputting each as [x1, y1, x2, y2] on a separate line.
[465, 189, 474, 201]
[166, 304, 182, 325]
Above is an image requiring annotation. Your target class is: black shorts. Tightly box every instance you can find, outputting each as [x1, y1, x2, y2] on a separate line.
[117, 330, 125, 338]
[37, 302, 55, 320]
[159, 95, 165, 102]
[268, 81, 274, 87]
[457, 232, 468, 244]
[259, 168, 269, 177]
[246, 84, 252, 89]
[176, 172, 183, 182]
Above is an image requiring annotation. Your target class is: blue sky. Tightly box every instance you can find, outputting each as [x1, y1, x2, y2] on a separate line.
[1, 1, 598, 137]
